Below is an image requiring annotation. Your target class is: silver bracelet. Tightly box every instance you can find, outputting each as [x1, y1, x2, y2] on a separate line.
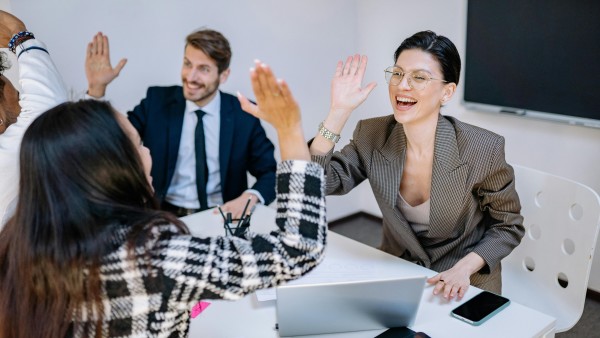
[318, 121, 340, 144]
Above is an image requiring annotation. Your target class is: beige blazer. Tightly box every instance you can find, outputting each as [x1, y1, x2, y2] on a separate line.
[312, 114, 525, 293]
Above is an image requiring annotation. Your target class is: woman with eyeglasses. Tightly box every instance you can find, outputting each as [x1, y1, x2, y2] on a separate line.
[308, 31, 524, 300]
[0, 62, 326, 337]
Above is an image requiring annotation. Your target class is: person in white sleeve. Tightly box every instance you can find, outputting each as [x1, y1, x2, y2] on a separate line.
[0, 10, 68, 226]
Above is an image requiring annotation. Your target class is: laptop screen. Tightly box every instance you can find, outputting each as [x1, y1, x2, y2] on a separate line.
[276, 276, 426, 336]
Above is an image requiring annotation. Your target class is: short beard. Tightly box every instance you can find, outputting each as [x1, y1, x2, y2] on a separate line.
[191, 86, 218, 105]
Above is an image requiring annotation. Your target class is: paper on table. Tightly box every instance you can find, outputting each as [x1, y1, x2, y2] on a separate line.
[255, 258, 380, 302]
[256, 288, 276, 301]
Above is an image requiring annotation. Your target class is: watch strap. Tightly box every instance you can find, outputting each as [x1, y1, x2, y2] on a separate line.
[318, 122, 340, 144]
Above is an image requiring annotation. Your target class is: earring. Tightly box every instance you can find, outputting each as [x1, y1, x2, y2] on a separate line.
[0, 118, 4, 125]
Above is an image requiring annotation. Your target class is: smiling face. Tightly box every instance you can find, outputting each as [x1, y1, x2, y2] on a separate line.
[181, 45, 230, 107]
[388, 49, 456, 126]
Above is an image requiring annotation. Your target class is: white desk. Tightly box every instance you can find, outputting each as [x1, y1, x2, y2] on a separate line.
[182, 206, 556, 338]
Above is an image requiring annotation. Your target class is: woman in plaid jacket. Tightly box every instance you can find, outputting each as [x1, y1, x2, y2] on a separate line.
[0, 62, 325, 337]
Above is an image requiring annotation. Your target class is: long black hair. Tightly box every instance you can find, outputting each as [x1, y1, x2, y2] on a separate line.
[0, 99, 187, 338]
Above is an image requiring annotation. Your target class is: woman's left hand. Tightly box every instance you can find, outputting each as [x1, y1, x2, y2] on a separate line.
[427, 267, 472, 300]
[426, 252, 486, 300]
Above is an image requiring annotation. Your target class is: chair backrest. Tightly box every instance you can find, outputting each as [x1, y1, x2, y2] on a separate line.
[502, 164, 600, 332]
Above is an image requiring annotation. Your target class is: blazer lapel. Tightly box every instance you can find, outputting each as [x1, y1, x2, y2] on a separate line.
[166, 93, 186, 184]
[373, 120, 405, 208]
[429, 115, 468, 239]
[372, 119, 431, 266]
[219, 92, 235, 186]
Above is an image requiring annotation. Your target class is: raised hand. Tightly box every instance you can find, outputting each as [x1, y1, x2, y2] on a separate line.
[309, 55, 376, 155]
[329, 54, 377, 123]
[239, 60, 301, 134]
[238, 60, 309, 161]
[85, 32, 127, 98]
[0, 11, 26, 46]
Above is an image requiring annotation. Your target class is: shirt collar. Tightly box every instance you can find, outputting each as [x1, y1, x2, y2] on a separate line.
[185, 90, 221, 116]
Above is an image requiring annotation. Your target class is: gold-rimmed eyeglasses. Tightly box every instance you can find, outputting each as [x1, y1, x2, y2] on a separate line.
[384, 66, 448, 90]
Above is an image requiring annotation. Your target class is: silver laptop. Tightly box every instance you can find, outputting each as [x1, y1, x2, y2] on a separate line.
[276, 276, 426, 337]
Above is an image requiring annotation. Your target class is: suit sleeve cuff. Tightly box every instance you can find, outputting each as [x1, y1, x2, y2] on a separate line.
[244, 189, 265, 205]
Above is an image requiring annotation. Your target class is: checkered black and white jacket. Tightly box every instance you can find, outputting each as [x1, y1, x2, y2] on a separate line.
[72, 161, 326, 337]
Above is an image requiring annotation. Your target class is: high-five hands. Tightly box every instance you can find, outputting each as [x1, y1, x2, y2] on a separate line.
[0, 10, 26, 46]
[86, 32, 127, 98]
[329, 54, 377, 126]
[308, 54, 376, 156]
[238, 60, 309, 162]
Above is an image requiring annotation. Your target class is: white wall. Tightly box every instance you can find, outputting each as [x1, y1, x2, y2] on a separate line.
[7, 0, 362, 221]
[4, 0, 600, 289]
[0, 0, 19, 87]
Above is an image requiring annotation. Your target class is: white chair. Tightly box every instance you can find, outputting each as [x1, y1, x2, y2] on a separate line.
[502, 164, 600, 332]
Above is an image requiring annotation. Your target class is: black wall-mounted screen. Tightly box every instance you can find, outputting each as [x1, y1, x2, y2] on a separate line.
[464, 1, 600, 128]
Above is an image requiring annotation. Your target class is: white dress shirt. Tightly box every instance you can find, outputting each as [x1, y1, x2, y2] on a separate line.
[165, 92, 263, 209]
[0, 39, 68, 227]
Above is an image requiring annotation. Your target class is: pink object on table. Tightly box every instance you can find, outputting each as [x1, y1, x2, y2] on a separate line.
[191, 301, 211, 318]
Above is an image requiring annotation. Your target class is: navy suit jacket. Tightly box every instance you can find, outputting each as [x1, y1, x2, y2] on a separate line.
[128, 86, 277, 205]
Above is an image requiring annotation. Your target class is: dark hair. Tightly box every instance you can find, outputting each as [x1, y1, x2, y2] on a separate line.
[0, 51, 10, 102]
[0, 51, 9, 75]
[0, 100, 187, 338]
[186, 29, 232, 73]
[393, 30, 461, 85]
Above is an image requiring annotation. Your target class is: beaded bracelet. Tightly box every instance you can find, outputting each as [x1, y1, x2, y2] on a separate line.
[8, 31, 35, 54]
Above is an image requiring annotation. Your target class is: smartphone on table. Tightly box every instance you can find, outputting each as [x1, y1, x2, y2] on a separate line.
[450, 291, 511, 326]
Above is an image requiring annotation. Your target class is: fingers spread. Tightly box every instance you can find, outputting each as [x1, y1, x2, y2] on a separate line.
[103, 34, 110, 55]
[349, 54, 360, 75]
[94, 33, 103, 55]
[334, 60, 343, 77]
[115, 58, 128, 74]
[358, 55, 369, 76]
[342, 55, 353, 75]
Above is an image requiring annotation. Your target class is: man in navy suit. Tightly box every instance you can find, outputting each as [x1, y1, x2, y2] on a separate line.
[85, 30, 276, 218]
